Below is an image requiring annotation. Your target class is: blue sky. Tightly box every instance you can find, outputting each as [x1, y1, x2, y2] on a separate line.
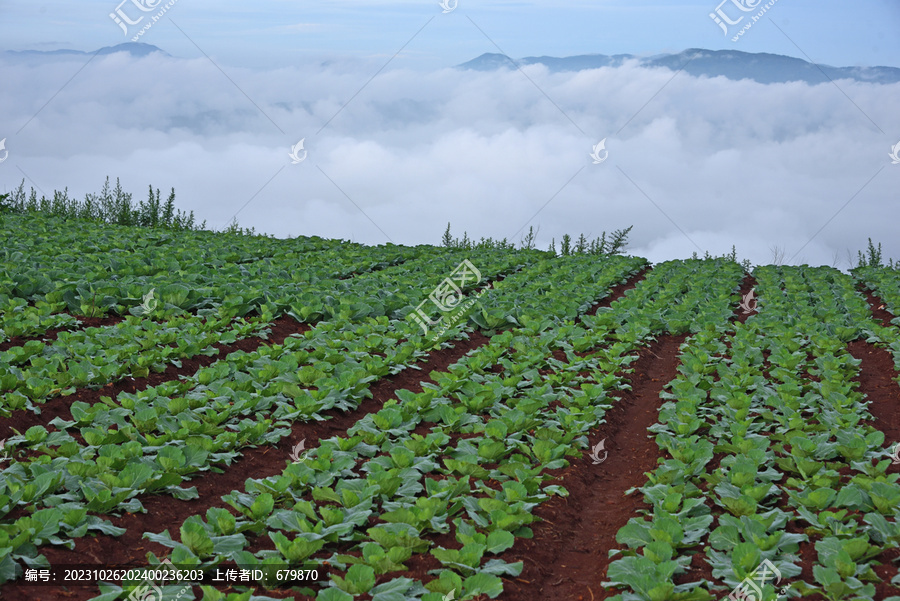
[2, 1, 900, 70]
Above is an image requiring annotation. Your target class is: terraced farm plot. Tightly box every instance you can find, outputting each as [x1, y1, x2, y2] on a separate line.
[1, 214, 900, 601]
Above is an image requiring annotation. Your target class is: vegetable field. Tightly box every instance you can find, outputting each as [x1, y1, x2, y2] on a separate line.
[1, 213, 900, 601]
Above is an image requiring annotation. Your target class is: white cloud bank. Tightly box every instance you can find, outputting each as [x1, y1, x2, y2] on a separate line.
[1, 51, 898, 267]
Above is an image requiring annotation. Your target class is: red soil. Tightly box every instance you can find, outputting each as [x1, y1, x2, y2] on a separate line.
[0, 317, 307, 441]
[19, 271, 899, 600]
[0, 330, 491, 601]
[498, 334, 685, 601]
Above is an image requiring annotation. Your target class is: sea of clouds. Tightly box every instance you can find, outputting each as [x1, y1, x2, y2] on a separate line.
[1, 50, 898, 266]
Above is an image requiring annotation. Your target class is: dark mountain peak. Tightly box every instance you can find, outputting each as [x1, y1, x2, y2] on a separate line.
[457, 48, 900, 85]
[6, 43, 168, 58]
[96, 43, 168, 57]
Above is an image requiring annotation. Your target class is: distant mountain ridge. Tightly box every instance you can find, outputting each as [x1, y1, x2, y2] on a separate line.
[458, 48, 900, 85]
[5, 43, 167, 58]
[6, 44, 898, 85]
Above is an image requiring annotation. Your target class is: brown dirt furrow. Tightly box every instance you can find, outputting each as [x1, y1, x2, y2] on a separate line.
[871, 547, 900, 597]
[848, 340, 900, 472]
[499, 271, 747, 599]
[499, 334, 686, 601]
[0, 317, 308, 440]
[585, 268, 649, 316]
[853, 288, 900, 448]
[859, 286, 896, 328]
[0, 331, 492, 601]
